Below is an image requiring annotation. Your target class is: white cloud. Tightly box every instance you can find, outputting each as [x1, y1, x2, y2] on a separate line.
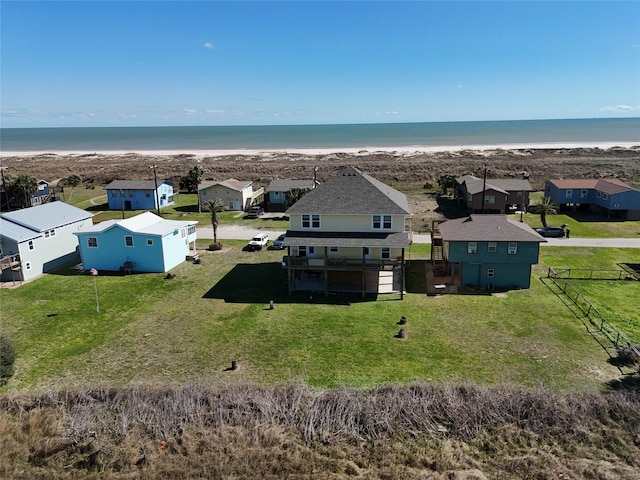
[385, 111, 399, 115]
[206, 109, 225, 114]
[204, 42, 214, 49]
[184, 109, 198, 115]
[602, 105, 640, 112]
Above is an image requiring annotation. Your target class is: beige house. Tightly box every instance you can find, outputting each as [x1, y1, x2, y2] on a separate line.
[283, 167, 412, 298]
[198, 179, 263, 211]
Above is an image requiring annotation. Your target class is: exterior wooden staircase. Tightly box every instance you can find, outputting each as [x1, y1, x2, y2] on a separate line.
[430, 220, 446, 277]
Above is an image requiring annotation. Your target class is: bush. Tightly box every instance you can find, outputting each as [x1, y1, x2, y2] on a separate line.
[0, 334, 16, 386]
[208, 242, 223, 251]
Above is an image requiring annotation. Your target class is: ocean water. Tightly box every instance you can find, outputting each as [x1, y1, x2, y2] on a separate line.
[1, 118, 638, 152]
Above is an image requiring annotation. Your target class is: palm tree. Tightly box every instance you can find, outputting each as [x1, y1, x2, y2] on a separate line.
[535, 196, 558, 227]
[66, 174, 82, 201]
[204, 198, 225, 244]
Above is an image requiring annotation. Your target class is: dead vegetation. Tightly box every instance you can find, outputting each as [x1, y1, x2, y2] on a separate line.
[0, 382, 638, 479]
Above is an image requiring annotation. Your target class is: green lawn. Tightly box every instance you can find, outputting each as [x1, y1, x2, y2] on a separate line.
[2, 244, 638, 393]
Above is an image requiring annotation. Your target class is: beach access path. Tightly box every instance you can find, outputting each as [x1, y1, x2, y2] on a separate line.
[197, 225, 640, 248]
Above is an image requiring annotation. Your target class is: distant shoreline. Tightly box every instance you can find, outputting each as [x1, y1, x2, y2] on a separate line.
[1, 142, 638, 157]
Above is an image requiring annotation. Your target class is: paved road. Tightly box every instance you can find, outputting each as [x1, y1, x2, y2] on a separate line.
[197, 225, 640, 248]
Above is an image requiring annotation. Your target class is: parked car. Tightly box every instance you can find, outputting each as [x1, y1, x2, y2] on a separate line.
[271, 233, 286, 249]
[246, 206, 265, 218]
[534, 226, 565, 238]
[247, 233, 269, 250]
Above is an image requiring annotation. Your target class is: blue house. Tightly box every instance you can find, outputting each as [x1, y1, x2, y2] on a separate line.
[1, 201, 93, 283]
[105, 180, 174, 211]
[545, 178, 640, 220]
[435, 215, 545, 289]
[74, 212, 198, 273]
[265, 179, 317, 212]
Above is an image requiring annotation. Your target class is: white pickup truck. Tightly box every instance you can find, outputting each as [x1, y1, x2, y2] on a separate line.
[247, 233, 269, 251]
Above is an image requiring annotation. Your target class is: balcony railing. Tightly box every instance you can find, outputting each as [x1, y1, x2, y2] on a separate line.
[0, 254, 21, 271]
[286, 256, 402, 269]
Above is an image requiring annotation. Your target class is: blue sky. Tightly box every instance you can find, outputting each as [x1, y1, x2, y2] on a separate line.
[2, 1, 639, 128]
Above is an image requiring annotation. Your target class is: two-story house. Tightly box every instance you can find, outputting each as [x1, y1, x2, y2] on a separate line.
[198, 179, 264, 212]
[545, 178, 640, 220]
[0, 201, 93, 283]
[456, 175, 533, 214]
[105, 180, 174, 211]
[434, 215, 545, 289]
[74, 212, 198, 273]
[283, 167, 412, 298]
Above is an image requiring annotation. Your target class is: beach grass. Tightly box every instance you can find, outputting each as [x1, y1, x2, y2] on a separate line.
[2, 244, 638, 393]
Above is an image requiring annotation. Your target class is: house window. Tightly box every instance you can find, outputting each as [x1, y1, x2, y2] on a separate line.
[145, 190, 151, 197]
[516, 191, 522, 197]
[363, 247, 370, 257]
[308, 246, 315, 255]
[602, 193, 608, 200]
[381, 247, 390, 259]
[484, 195, 495, 204]
[596, 191, 602, 198]
[298, 246, 307, 257]
[111, 190, 117, 197]
[188, 225, 196, 235]
[302, 214, 320, 229]
[467, 242, 477, 254]
[487, 242, 497, 253]
[25, 261, 31, 271]
[125, 236, 134, 247]
[330, 246, 339, 253]
[581, 190, 588, 198]
[565, 189, 572, 198]
[44, 229, 56, 238]
[88, 237, 98, 248]
[508, 242, 517, 254]
[613, 203, 620, 208]
[147, 239, 153, 246]
[128, 190, 134, 197]
[28, 240, 34, 251]
[275, 191, 280, 198]
[226, 189, 230, 195]
[487, 268, 495, 278]
[372, 215, 392, 230]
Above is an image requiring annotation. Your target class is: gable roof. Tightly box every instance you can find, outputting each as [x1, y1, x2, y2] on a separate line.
[547, 178, 636, 195]
[286, 166, 410, 215]
[0, 201, 92, 232]
[78, 212, 197, 237]
[457, 175, 532, 195]
[199, 179, 252, 192]
[266, 179, 317, 193]
[438, 215, 545, 242]
[0, 217, 42, 243]
[105, 180, 171, 190]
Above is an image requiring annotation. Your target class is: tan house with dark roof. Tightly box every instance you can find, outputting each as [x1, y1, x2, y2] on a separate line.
[198, 179, 264, 211]
[283, 166, 412, 298]
[456, 175, 533, 214]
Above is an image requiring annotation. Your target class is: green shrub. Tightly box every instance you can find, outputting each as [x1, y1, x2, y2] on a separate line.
[0, 334, 16, 386]
[208, 242, 223, 251]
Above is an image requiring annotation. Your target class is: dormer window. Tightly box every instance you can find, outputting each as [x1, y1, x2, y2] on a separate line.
[372, 215, 392, 230]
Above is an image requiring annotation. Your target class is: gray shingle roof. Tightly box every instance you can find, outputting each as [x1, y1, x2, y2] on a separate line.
[105, 180, 171, 190]
[283, 230, 410, 248]
[286, 167, 410, 215]
[438, 215, 545, 242]
[266, 179, 316, 193]
[1, 201, 93, 232]
[456, 175, 532, 194]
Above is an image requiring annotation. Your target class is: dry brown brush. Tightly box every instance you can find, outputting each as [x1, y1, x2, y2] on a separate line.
[0, 383, 639, 479]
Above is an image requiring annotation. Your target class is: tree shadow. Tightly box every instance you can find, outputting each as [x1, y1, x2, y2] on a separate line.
[434, 195, 468, 219]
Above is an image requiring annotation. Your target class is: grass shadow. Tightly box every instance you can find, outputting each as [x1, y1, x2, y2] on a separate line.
[562, 211, 628, 223]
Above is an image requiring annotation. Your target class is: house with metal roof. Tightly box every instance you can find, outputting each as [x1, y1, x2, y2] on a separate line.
[74, 212, 198, 273]
[433, 215, 545, 290]
[265, 179, 317, 212]
[198, 179, 264, 212]
[283, 166, 412, 298]
[455, 175, 533, 214]
[0, 201, 93, 283]
[105, 180, 174, 211]
[544, 178, 640, 220]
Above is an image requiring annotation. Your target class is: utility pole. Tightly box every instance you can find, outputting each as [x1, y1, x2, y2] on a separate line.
[0, 166, 10, 212]
[313, 166, 319, 188]
[520, 171, 529, 222]
[480, 165, 487, 214]
[150, 164, 160, 216]
[120, 188, 125, 219]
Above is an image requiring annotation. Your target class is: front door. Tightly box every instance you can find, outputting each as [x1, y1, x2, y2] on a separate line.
[363, 247, 372, 262]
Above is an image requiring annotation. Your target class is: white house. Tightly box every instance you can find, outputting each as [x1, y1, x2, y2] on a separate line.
[199, 179, 264, 211]
[0, 201, 93, 283]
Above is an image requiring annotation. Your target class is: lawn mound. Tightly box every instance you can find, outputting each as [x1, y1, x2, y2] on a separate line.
[1, 382, 638, 479]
